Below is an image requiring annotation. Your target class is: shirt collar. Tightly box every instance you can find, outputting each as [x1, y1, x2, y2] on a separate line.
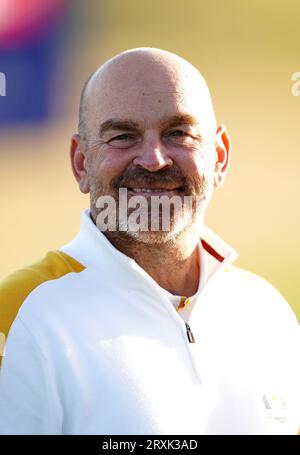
[160, 226, 239, 308]
[61, 208, 238, 295]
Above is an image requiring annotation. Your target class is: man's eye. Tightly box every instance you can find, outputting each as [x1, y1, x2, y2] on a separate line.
[108, 134, 133, 142]
[169, 130, 187, 137]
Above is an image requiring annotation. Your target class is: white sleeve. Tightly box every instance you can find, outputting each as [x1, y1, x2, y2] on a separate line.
[0, 316, 62, 435]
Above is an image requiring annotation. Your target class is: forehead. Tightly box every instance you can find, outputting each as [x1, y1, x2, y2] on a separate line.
[88, 86, 206, 132]
[86, 58, 213, 126]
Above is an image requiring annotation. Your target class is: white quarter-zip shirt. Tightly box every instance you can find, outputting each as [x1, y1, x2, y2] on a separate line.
[0, 209, 299, 435]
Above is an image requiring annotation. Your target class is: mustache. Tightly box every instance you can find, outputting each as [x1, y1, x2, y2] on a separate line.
[111, 166, 187, 190]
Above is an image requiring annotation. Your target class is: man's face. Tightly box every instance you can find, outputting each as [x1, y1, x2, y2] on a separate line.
[80, 60, 219, 244]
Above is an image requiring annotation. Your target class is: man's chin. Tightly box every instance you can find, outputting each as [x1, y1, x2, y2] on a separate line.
[122, 230, 178, 245]
[112, 220, 193, 245]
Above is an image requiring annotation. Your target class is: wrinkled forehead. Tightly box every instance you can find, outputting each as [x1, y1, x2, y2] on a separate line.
[85, 60, 215, 134]
[94, 91, 198, 125]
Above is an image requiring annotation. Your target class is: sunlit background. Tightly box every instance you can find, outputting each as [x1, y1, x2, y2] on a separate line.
[0, 0, 299, 320]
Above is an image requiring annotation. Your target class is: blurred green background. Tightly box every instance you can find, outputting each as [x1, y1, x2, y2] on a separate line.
[0, 0, 299, 320]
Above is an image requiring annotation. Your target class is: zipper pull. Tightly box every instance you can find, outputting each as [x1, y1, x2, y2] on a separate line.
[185, 322, 195, 343]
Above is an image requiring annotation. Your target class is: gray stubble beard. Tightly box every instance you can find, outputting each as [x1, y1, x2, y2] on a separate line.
[89, 174, 213, 246]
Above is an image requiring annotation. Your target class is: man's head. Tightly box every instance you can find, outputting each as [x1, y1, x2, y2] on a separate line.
[70, 47, 230, 244]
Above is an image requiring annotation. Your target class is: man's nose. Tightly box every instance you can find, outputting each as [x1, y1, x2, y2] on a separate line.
[132, 133, 173, 172]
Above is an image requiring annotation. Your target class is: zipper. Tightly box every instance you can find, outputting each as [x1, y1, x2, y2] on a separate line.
[185, 322, 195, 343]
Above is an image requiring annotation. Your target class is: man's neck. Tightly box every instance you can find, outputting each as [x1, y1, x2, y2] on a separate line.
[102, 229, 201, 297]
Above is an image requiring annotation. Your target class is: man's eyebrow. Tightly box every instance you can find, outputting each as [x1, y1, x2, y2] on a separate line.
[160, 114, 199, 129]
[99, 119, 141, 137]
[99, 114, 199, 137]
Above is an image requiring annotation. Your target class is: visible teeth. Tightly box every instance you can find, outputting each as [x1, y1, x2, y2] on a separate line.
[131, 188, 172, 193]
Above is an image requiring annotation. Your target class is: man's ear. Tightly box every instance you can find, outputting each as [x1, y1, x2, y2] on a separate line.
[213, 125, 231, 188]
[70, 134, 90, 194]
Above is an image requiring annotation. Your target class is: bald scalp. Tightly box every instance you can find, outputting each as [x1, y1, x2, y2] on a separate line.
[78, 47, 216, 142]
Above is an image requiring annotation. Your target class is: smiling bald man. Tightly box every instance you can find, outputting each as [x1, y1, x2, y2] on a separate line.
[0, 48, 299, 435]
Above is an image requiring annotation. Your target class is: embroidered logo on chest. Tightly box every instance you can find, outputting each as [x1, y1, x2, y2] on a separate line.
[262, 394, 287, 423]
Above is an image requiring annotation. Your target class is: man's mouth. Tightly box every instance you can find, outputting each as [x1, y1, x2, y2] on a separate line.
[126, 187, 184, 197]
